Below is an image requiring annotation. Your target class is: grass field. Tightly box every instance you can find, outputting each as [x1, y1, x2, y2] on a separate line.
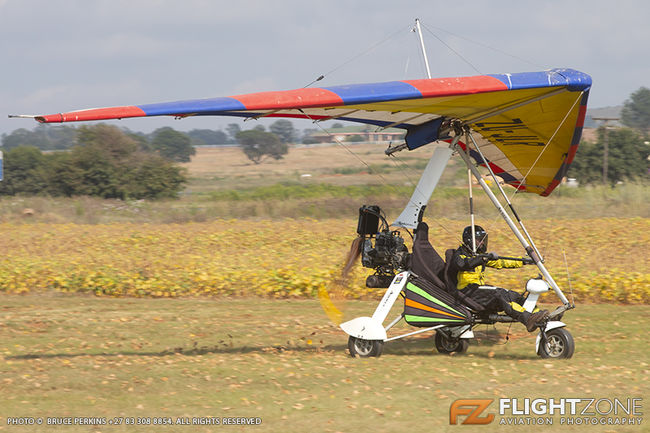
[179, 143, 451, 190]
[1, 143, 647, 223]
[0, 295, 648, 432]
[0, 141, 648, 432]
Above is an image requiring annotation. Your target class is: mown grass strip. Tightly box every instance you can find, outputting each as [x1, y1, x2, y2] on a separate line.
[0, 295, 647, 432]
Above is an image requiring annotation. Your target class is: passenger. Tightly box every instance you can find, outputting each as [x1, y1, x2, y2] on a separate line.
[452, 225, 549, 332]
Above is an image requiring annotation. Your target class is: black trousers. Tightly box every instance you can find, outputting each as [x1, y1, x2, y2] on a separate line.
[460, 284, 529, 323]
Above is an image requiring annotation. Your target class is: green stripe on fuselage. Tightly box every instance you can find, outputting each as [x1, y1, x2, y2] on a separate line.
[406, 283, 465, 317]
[404, 314, 464, 323]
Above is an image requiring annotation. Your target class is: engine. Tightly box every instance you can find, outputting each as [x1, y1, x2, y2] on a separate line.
[357, 205, 410, 288]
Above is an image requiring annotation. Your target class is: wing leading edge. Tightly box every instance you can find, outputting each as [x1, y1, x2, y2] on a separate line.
[17, 68, 591, 196]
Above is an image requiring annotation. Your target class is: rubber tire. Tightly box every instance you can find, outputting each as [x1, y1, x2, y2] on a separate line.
[538, 328, 575, 359]
[348, 336, 384, 358]
[434, 331, 469, 354]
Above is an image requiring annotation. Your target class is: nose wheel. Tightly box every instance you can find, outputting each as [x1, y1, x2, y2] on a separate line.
[348, 336, 384, 358]
[537, 328, 574, 359]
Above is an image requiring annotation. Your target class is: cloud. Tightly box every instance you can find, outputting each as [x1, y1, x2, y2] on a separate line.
[1, 0, 649, 136]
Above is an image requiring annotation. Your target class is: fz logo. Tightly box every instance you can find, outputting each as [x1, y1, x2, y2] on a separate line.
[449, 399, 495, 425]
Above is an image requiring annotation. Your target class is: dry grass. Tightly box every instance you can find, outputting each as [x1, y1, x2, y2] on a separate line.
[0, 295, 647, 433]
[180, 143, 438, 177]
[179, 142, 465, 192]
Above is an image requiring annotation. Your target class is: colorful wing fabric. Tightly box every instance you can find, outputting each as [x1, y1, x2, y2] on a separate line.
[24, 68, 591, 196]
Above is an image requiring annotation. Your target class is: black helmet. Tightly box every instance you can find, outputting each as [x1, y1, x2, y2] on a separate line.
[462, 225, 488, 254]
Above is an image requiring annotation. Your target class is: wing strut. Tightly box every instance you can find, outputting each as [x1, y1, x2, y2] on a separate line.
[464, 128, 544, 262]
[414, 18, 432, 79]
[465, 138, 477, 253]
[451, 125, 571, 307]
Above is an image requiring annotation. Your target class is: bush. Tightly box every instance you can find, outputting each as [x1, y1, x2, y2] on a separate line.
[0, 125, 186, 199]
[236, 129, 288, 164]
[0, 146, 49, 195]
[151, 127, 196, 162]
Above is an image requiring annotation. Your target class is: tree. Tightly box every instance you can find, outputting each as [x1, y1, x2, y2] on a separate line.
[225, 123, 242, 143]
[1, 128, 36, 150]
[122, 156, 187, 199]
[1, 125, 77, 151]
[0, 125, 187, 199]
[186, 129, 228, 146]
[0, 146, 48, 195]
[54, 143, 122, 198]
[52, 125, 141, 198]
[36, 125, 77, 150]
[126, 132, 154, 153]
[301, 128, 319, 144]
[621, 87, 650, 133]
[150, 127, 196, 162]
[236, 129, 288, 164]
[569, 127, 649, 185]
[269, 119, 296, 144]
[78, 124, 138, 160]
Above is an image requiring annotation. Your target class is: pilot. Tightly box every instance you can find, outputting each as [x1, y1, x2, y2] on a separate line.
[452, 225, 549, 332]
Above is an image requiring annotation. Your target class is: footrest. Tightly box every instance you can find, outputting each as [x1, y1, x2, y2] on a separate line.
[548, 305, 568, 320]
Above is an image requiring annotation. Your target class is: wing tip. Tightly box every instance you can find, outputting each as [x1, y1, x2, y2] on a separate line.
[8, 113, 63, 123]
[8, 114, 37, 119]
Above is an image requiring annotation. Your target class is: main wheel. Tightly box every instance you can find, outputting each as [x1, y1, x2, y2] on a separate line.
[538, 328, 575, 359]
[348, 336, 383, 358]
[434, 331, 469, 354]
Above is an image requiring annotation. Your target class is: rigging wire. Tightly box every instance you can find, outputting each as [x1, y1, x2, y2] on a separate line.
[508, 91, 585, 204]
[303, 23, 413, 88]
[420, 23, 482, 75]
[387, 150, 461, 239]
[506, 91, 584, 258]
[302, 18, 574, 251]
[403, 55, 411, 80]
[454, 89, 583, 286]
[386, 152, 419, 187]
[299, 108, 461, 242]
[562, 249, 576, 306]
[298, 19, 468, 243]
[420, 23, 545, 70]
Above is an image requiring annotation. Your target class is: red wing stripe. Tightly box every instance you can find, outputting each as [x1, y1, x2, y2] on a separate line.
[36, 106, 146, 123]
[404, 75, 508, 97]
[233, 88, 344, 111]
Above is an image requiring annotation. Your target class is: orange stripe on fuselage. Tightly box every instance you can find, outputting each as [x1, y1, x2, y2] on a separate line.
[404, 298, 465, 320]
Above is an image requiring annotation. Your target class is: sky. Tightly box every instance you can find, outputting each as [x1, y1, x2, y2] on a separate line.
[1, 0, 649, 136]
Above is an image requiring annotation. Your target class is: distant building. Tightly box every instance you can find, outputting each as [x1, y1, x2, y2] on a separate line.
[308, 125, 405, 144]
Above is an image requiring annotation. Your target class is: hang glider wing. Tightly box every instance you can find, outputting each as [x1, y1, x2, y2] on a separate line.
[16, 68, 591, 196]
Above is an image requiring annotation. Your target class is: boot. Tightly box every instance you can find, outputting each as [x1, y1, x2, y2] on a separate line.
[525, 310, 549, 332]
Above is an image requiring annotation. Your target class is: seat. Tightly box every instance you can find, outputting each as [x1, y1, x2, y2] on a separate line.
[410, 222, 446, 287]
[408, 221, 485, 312]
